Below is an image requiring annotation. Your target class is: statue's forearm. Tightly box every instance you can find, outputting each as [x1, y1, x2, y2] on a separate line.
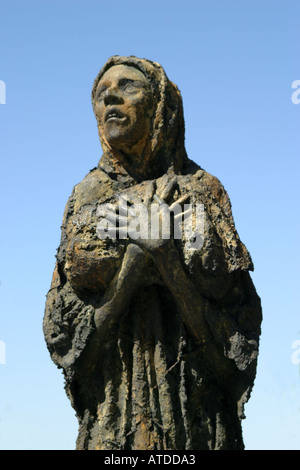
[149, 242, 213, 343]
[94, 244, 147, 338]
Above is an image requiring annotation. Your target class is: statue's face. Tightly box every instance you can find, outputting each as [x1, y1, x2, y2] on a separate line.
[94, 65, 154, 153]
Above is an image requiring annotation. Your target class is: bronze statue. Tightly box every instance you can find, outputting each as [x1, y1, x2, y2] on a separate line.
[43, 56, 262, 450]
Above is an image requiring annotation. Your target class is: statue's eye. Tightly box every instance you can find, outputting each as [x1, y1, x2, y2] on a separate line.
[124, 83, 136, 92]
[119, 79, 139, 93]
[97, 88, 106, 100]
[123, 83, 137, 93]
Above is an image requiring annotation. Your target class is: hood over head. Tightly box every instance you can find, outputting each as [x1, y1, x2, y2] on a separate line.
[91, 55, 189, 181]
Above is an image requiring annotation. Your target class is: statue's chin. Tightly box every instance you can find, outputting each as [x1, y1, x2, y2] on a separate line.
[103, 117, 151, 154]
[105, 129, 128, 148]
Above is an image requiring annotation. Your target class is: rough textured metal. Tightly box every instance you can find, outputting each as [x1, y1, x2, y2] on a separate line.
[43, 56, 262, 450]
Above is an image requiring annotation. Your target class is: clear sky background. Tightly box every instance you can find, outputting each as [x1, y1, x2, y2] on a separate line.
[0, 0, 299, 450]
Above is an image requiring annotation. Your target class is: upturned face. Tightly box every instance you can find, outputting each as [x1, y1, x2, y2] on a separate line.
[94, 65, 154, 155]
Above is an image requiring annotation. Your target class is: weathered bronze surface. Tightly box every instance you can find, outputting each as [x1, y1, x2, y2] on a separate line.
[43, 56, 262, 450]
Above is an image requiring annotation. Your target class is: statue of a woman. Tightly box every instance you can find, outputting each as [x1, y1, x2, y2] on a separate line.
[43, 56, 262, 450]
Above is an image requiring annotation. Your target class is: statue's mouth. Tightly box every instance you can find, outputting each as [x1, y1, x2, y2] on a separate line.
[105, 108, 126, 123]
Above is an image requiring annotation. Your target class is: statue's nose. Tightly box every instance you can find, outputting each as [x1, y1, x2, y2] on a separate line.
[104, 87, 123, 105]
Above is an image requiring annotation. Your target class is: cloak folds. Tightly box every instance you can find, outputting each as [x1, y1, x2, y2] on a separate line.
[43, 56, 262, 450]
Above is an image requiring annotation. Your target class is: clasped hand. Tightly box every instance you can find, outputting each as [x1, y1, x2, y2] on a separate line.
[97, 190, 190, 254]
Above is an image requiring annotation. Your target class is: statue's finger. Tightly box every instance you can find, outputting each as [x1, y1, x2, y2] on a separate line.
[159, 178, 177, 202]
[169, 193, 190, 211]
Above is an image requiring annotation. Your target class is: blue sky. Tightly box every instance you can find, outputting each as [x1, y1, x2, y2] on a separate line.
[0, 0, 299, 450]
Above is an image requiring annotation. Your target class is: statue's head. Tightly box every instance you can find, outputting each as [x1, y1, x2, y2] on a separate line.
[93, 64, 155, 161]
[92, 56, 188, 180]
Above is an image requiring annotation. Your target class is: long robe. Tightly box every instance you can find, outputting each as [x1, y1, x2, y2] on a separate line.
[44, 156, 262, 450]
[44, 55, 262, 450]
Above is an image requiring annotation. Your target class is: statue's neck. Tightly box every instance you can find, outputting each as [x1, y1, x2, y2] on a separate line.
[99, 148, 174, 183]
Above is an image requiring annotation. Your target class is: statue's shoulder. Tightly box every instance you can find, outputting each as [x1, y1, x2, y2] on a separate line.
[179, 166, 230, 208]
[71, 166, 119, 211]
[190, 168, 225, 196]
